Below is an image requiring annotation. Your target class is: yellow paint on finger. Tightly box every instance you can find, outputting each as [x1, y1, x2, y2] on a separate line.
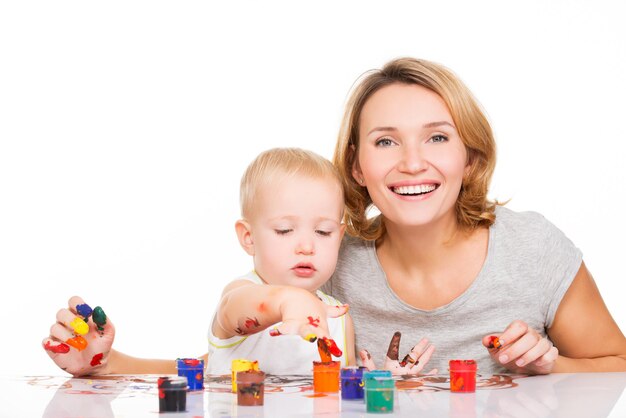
[70, 318, 89, 335]
[303, 333, 317, 343]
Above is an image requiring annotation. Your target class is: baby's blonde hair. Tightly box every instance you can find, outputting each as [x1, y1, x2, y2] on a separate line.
[240, 148, 344, 220]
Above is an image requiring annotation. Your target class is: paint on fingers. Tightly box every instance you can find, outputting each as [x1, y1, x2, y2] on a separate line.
[488, 336, 503, 349]
[269, 327, 281, 337]
[76, 303, 93, 320]
[44, 341, 70, 354]
[317, 338, 332, 362]
[66, 336, 88, 351]
[386, 331, 401, 361]
[92, 306, 107, 332]
[399, 353, 418, 368]
[70, 318, 89, 335]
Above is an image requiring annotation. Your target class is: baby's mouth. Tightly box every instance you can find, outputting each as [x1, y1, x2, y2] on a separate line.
[390, 184, 439, 196]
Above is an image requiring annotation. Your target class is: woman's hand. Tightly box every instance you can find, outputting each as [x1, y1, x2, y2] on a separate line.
[483, 320, 558, 375]
[359, 331, 436, 375]
[42, 296, 116, 377]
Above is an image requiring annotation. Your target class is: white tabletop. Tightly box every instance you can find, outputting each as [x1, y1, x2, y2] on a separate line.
[3, 372, 626, 417]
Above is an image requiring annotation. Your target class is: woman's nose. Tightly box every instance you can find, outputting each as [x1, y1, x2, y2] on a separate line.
[397, 145, 427, 173]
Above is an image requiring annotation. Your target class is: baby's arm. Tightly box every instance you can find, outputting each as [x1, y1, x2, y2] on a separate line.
[213, 280, 348, 342]
[43, 296, 207, 376]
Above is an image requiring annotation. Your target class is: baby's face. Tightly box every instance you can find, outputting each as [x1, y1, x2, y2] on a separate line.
[248, 174, 345, 292]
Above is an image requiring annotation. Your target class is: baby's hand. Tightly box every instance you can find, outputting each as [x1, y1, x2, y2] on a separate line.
[42, 296, 116, 376]
[268, 287, 348, 351]
[483, 320, 558, 375]
[359, 331, 436, 375]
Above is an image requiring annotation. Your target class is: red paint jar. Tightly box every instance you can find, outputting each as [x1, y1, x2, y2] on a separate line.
[449, 360, 477, 393]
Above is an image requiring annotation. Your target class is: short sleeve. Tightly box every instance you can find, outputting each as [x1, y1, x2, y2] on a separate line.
[533, 213, 583, 329]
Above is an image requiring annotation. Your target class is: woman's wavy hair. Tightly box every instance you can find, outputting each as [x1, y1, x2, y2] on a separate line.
[333, 57, 499, 241]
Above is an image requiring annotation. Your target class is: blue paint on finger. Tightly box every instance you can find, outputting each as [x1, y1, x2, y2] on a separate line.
[76, 303, 93, 319]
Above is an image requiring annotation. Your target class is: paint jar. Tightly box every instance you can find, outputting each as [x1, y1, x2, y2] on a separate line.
[236, 370, 266, 406]
[157, 376, 188, 413]
[449, 360, 477, 393]
[364, 370, 394, 413]
[340, 366, 365, 400]
[313, 361, 340, 393]
[231, 359, 259, 393]
[177, 358, 205, 391]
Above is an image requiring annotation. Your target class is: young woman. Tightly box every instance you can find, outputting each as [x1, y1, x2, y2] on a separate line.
[324, 57, 626, 374]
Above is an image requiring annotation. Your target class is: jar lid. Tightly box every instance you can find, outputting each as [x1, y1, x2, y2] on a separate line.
[158, 375, 188, 390]
[448, 359, 477, 371]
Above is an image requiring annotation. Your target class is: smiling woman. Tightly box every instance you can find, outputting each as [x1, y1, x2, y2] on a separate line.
[324, 57, 626, 375]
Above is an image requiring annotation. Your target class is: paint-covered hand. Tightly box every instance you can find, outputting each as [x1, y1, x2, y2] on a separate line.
[269, 288, 348, 346]
[483, 320, 559, 375]
[42, 296, 116, 377]
[359, 332, 436, 375]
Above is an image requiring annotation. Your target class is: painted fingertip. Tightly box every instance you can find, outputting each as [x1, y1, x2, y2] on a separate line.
[44, 341, 70, 354]
[76, 303, 93, 319]
[269, 327, 281, 337]
[303, 333, 317, 343]
[92, 306, 107, 330]
[322, 337, 343, 357]
[487, 336, 502, 349]
[70, 317, 89, 335]
[66, 336, 88, 351]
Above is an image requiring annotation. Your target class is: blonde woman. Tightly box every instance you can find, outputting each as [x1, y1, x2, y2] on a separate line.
[325, 57, 626, 374]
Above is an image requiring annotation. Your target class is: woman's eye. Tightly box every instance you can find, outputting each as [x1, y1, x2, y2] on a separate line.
[375, 138, 395, 147]
[429, 135, 448, 143]
[274, 229, 292, 235]
[315, 230, 332, 237]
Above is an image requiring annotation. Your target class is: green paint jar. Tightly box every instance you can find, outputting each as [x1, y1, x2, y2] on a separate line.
[363, 370, 394, 413]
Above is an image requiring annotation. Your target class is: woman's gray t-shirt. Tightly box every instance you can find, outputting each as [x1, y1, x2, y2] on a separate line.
[322, 206, 583, 374]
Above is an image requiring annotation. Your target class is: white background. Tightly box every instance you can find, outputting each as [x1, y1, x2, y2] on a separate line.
[1, 1, 625, 376]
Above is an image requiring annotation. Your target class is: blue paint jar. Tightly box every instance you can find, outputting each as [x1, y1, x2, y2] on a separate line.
[340, 366, 365, 400]
[177, 358, 205, 391]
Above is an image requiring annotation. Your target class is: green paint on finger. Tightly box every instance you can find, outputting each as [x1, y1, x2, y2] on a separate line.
[93, 306, 107, 331]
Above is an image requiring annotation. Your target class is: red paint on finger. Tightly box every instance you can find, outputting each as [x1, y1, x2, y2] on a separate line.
[322, 337, 342, 357]
[44, 341, 70, 354]
[90, 353, 104, 366]
[269, 327, 281, 336]
[257, 302, 267, 313]
[488, 336, 502, 349]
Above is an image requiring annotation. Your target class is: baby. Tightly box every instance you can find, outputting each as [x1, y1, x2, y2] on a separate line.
[206, 147, 356, 374]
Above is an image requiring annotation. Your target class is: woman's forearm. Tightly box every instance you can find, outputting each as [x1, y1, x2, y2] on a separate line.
[552, 354, 626, 373]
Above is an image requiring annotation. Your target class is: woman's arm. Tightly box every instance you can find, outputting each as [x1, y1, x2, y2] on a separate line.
[484, 261, 626, 374]
[549, 261, 626, 372]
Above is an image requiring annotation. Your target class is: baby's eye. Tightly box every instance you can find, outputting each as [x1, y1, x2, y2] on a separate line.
[274, 229, 293, 235]
[375, 137, 395, 147]
[429, 135, 448, 143]
[315, 230, 332, 237]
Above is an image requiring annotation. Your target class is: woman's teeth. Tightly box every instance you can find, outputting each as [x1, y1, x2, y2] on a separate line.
[392, 184, 437, 195]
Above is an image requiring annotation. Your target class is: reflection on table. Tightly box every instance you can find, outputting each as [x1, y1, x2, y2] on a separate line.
[3, 372, 625, 417]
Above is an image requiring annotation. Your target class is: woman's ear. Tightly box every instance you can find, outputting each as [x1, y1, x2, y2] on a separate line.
[235, 219, 255, 256]
[351, 156, 365, 186]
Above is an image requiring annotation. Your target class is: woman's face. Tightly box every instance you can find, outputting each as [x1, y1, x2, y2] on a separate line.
[354, 83, 468, 229]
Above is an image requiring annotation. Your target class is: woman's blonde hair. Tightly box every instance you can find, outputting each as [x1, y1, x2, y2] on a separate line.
[333, 57, 498, 241]
[240, 147, 344, 219]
